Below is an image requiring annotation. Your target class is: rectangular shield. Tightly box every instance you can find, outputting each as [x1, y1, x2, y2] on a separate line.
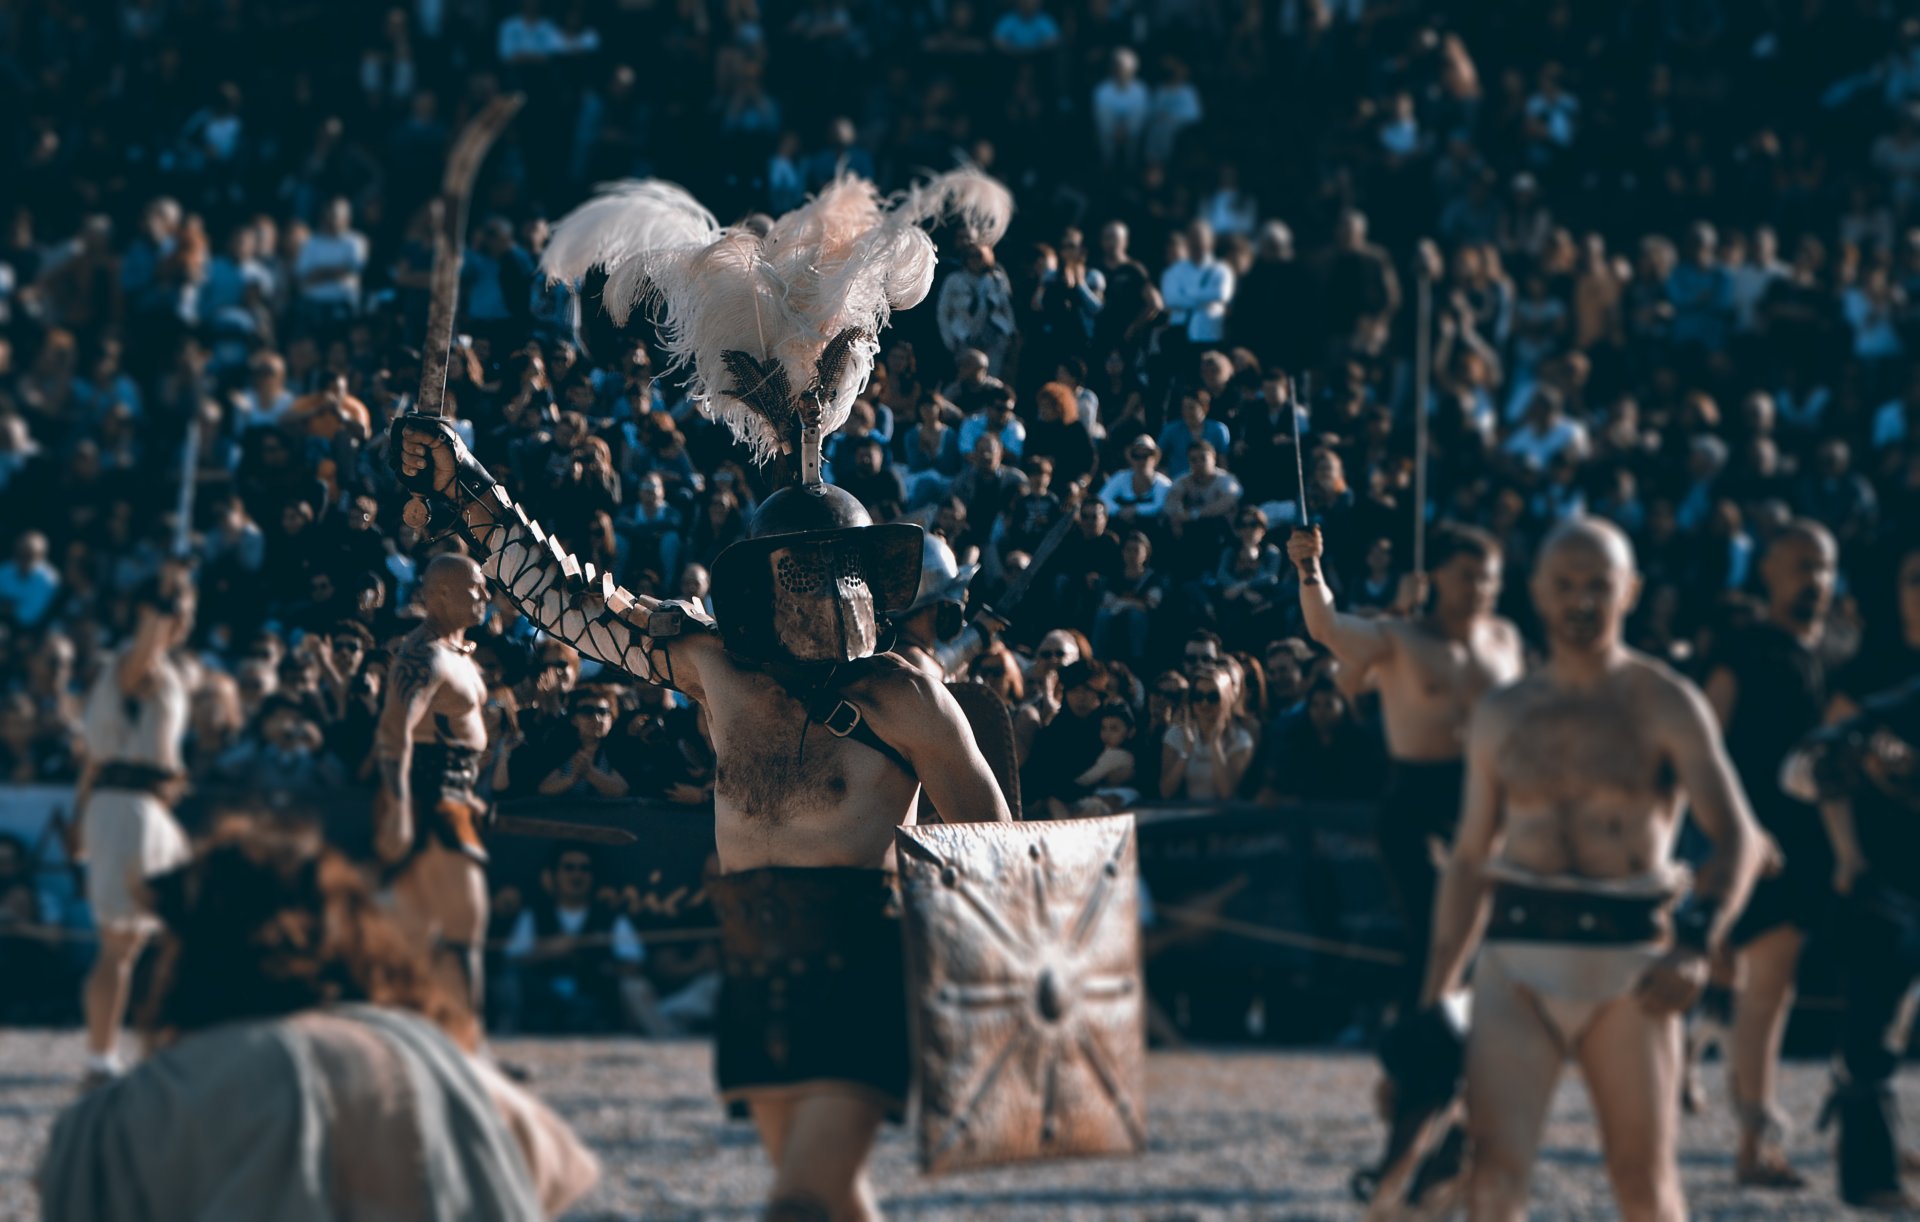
[895, 815, 1145, 1174]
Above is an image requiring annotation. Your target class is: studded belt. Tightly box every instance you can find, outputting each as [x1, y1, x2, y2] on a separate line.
[1485, 880, 1669, 946]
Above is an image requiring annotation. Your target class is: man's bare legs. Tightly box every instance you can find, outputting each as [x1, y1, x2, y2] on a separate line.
[750, 1093, 886, 1221]
[1463, 958, 1566, 1222]
[1730, 925, 1804, 1182]
[83, 925, 146, 1072]
[1581, 997, 1687, 1222]
[390, 843, 489, 1018]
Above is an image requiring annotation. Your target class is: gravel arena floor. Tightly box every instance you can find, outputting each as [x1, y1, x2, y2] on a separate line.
[1, 1033, 1915, 1220]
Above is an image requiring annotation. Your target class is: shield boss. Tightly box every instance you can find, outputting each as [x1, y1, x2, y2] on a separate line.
[895, 815, 1145, 1174]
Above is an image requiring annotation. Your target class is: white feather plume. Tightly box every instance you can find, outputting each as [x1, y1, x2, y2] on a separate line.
[541, 168, 1013, 464]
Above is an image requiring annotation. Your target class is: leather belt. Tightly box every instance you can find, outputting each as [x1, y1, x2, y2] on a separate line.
[1485, 880, 1669, 946]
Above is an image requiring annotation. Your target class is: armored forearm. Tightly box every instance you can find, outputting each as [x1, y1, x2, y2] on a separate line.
[930, 624, 988, 679]
[404, 417, 701, 687]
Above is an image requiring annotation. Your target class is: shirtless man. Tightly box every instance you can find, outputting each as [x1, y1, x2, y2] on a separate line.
[1287, 522, 1525, 1002]
[374, 553, 493, 1021]
[396, 420, 1010, 1221]
[1424, 518, 1764, 1220]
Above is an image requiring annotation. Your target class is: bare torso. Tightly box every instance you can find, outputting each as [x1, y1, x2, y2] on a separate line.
[396, 631, 488, 753]
[676, 640, 926, 873]
[1480, 656, 1684, 881]
[1372, 616, 1525, 762]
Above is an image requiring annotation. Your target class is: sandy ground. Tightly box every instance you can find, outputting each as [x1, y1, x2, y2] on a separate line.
[2, 1031, 1912, 1220]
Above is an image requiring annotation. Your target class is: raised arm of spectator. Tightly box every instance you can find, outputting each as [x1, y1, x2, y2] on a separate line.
[393, 418, 718, 703]
[1285, 525, 1395, 677]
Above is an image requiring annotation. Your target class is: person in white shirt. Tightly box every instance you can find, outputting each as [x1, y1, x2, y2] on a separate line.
[293, 198, 369, 323]
[1159, 220, 1235, 346]
[1092, 47, 1150, 169]
[1145, 55, 1203, 167]
[1502, 386, 1589, 472]
[1100, 434, 1173, 526]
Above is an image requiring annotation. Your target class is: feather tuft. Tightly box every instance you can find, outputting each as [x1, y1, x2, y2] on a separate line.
[544, 169, 1011, 467]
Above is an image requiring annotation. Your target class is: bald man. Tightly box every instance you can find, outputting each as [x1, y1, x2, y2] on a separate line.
[1424, 519, 1763, 1220]
[1702, 520, 1837, 1186]
[374, 553, 494, 1021]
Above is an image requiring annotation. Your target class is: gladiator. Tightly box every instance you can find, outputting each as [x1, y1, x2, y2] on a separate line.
[1784, 677, 1920, 1207]
[1701, 520, 1837, 1185]
[1287, 521, 1525, 1004]
[73, 566, 196, 1087]
[1423, 518, 1764, 1220]
[398, 415, 1010, 1220]
[374, 553, 494, 1022]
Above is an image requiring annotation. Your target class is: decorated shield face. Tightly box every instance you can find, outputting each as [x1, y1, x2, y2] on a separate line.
[769, 539, 877, 663]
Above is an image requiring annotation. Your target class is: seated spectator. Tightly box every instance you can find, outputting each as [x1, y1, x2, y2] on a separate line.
[535, 688, 631, 799]
[1092, 531, 1165, 667]
[0, 831, 70, 1022]
[1158, 668, 1256, 801]
[0, 532, 60, 631]
[1099, 435, 1172, 528]
[1026, 382, 1095, 489]
[1255, 679, 1386, 803]
[501, 846, 656, 1035]
[833, 434, 906, 520]
[1047, 701, 1140, 819]
[1020, 658, 1117, 814]
[955, 383, 1027, 460]
[1165, 441, 1243, 575]
[213, 695, 347, 807]
[1157, 388, 1231, 480]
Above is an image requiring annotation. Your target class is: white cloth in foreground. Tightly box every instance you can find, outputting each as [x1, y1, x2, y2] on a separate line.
[38, 1004, 599, 1220]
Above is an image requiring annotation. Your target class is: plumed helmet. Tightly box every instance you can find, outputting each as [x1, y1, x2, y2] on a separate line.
[709, 483, 922, 666]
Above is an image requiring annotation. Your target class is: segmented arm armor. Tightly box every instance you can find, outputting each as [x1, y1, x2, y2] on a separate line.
[430, 437, 707, 689]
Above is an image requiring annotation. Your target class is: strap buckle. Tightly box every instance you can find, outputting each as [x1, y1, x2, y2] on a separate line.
[820, 700, 863, 737]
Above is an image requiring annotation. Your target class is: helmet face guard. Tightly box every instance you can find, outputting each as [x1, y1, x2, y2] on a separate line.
[709, 485, 922, 667]
[768, 539, 880, 664]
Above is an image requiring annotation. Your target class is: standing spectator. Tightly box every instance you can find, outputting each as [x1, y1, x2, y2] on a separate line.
[1144, 56, 1203, 168]
[292, 198, 368, 335]
[1159, 221, 1235, 351]
[937, 244, 1018, 378]
[1319, 209, 1401, 358]
[1093, 48, 1150, 171]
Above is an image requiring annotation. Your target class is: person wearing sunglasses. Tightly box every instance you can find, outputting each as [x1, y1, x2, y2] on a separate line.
[1157, 669, 1254, 801]
[1097, 433, 1171, 527]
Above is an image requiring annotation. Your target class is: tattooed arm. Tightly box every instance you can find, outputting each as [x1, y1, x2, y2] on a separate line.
[373, 634, 446, 865]
[393, 417, 714, 701]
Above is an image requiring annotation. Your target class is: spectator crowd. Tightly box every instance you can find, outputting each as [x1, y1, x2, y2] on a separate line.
[7, 0, 1920, 1031]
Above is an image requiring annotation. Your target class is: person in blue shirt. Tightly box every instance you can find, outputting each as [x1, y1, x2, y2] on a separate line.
[1156, 389, 1232, 480]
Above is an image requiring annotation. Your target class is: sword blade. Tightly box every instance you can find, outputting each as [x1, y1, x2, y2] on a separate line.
[995, 494, 1083, 616]
[490, 814, 637, 845]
